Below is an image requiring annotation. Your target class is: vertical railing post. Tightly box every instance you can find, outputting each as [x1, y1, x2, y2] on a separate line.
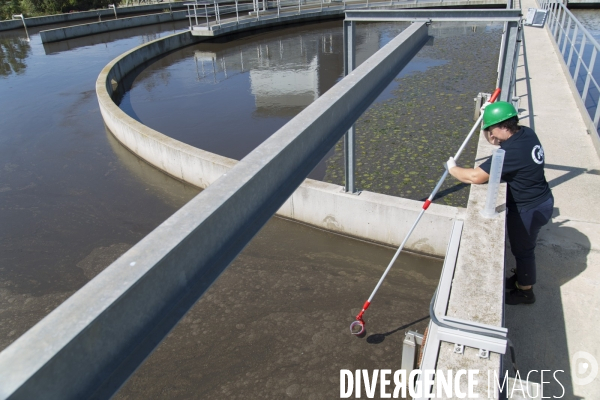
[218, 0, 222, 25]
[12, 14, 30, 41]
[567, 24, 578, 71]
[343, 20, 357, 194]
[551, 1, 559, 33]
[557, 6, 567, 44]
[187, 4, 192, 28]
[204, 3, 209, 28]
[553, 3, 562, 38]
[593, 95, 600, 129]
[547, 1, 554, 31]
[510, 22, 523, 99]
[574, 34, 586, 83]
[561, 15, 572, 56]
[235, 0, 239, 23]
[108, 4, 117, 19]
[199, 2, 202, 27]
[582, 47, 596, 103]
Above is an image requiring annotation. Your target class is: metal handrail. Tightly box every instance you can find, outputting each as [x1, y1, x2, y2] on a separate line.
[539, 0, 600, 132]
[186, 0, 486, 33]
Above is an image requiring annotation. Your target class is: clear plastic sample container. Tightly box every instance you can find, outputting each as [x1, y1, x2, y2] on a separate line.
[480, 148, 505, 218]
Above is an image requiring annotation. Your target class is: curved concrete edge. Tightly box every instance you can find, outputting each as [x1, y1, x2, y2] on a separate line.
[0, 2, 188, 31]
[40, 11, 188, 43]
[97, 28, 465, 258]
[278, 180, 464, 256]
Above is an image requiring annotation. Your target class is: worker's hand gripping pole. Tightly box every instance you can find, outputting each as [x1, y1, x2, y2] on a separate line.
[350, 88, 501, 338]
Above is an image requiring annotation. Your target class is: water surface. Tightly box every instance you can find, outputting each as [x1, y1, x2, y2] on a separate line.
[0, 21, 439, 394]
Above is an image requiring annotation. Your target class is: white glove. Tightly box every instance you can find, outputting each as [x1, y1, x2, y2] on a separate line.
[446, 157, 457, 171]
[480, 101, 491, 113]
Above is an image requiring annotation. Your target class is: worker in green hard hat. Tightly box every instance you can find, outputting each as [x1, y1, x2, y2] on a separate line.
[445, 101, 554, 305]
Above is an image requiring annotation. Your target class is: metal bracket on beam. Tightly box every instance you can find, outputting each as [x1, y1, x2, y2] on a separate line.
[437, 326, 507, 355]
[473, 92, 491, 121]
[401, 331, 424, 372]
[402, 332, 417, 371]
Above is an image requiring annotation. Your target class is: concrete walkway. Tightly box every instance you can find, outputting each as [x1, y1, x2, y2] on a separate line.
[507, 0, 600, 397]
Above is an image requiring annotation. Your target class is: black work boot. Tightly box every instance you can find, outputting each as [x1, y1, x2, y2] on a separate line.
[505, 287, 535, 305]
[505, 269, 518, 291]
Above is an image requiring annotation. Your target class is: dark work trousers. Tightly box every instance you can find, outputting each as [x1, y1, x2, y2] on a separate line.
[506, 196, 554, 286]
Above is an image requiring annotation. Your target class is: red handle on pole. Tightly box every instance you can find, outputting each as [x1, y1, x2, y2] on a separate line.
[489, 88, 501, 103]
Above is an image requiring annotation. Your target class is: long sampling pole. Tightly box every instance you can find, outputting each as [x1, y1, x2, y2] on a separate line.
[350, 88, 502, 338]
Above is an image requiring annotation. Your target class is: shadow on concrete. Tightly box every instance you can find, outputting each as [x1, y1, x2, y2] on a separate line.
[545, 163, 600, 188]
[503, 207, 590, 399]
[366, 315, 429, 345]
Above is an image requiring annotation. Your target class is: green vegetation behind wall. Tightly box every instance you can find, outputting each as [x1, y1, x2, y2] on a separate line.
[1, 0, 111, 20]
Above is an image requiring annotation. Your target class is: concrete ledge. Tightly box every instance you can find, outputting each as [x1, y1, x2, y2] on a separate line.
[97, 25, 465, 257]
[434, 132, 507, 397]
[0, 2, 188, 31]
[40, 11, 188, 43]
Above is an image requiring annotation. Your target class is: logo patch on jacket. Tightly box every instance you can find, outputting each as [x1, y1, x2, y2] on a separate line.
[532, 145, 544, 164]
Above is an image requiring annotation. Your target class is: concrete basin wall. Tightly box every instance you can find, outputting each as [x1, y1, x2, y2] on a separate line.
[40, 10, 188, 43]
[96, 22, 466, 257]
[0, 2, 189, 31]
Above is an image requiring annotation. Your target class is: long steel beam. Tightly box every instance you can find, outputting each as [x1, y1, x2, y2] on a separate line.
[0, 22, 429, 400]
[344, 9, 522, 22]
[497, 20, 520, 102]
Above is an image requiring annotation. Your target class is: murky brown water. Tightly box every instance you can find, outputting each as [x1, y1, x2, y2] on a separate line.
[114, 217, 441, 399]
[0, 19, 194, 348]
[0, 15, 443, 399]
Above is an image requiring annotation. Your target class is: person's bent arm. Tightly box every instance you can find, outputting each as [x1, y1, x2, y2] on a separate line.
[449, 166, 489, 184]
[446, 158, 490, 184]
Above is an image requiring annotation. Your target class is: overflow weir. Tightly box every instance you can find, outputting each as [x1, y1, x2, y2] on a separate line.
[0, 1, 599, 399]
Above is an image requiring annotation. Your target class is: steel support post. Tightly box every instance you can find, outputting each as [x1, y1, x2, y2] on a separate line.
[510, 22, 523, 103]
[343, 20, 357, 193]
[497, 20, 519, 102]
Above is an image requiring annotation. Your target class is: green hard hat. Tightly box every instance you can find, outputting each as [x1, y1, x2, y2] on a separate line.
[482, 101, 518, 130]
